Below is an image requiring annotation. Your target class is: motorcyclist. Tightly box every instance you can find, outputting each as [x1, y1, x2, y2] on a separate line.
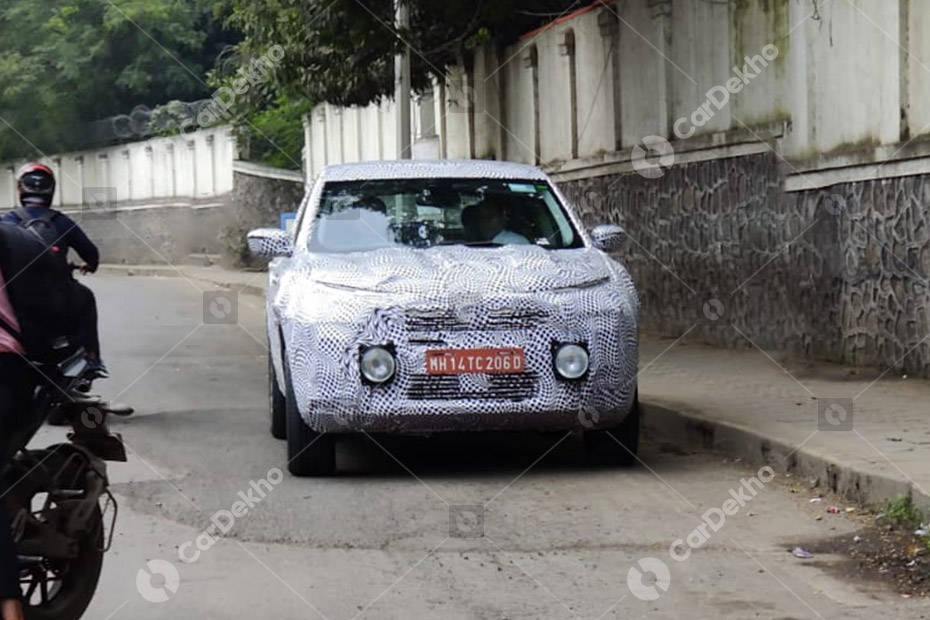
[0, 221, 74, 620]
[2, 163, 106, 376]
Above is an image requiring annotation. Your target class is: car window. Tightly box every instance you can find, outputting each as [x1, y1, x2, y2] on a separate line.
[309, 178, 583, 253]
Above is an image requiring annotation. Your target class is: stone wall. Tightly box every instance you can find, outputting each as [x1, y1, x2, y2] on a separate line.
[223, 169, 304, 266]
[559, 152, 929, 375]
[805, 174, 930, 376]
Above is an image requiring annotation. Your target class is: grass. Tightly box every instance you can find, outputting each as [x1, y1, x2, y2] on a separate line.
[882, 496, 924, 529]
[882, 496, 930, 552]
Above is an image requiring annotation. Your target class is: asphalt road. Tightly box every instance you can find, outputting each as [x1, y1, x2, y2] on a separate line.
[32, 274, 928, 619]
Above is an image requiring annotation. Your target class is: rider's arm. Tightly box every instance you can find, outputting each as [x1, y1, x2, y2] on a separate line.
[0, 212, 18, 225]
[58, 215, 100, 272]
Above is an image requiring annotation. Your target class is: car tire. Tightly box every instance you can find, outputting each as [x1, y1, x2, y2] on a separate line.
[269, 354, 286, 440]
[584, 392, 640, 467]
[283, 356, 336, 476]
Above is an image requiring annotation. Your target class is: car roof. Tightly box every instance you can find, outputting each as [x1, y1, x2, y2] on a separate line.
[319, 159, 550, 183]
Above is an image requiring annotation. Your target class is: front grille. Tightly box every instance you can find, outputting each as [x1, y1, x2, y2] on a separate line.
[406, 372, 538, 401]
[405, 308, 547, 332]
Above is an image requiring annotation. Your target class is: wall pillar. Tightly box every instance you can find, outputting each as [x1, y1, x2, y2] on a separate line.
[303, 114, 313, 181]
[598, 4, 623, 150]
[559, 30, 579, 159]
[187, 140, 197, 197]
[145, 145, 155, 199]
[98, 153, 110, 199]
[167, 143, 177, 197]
[74, 156, 85, 207]
[122, 149, 131, 201]
[648, 0, 673, 139]
[52, 157, 63, 207]
[523, 46, 541, 164]
[6, 166, 15, 207]
[438, 80, 448, 159]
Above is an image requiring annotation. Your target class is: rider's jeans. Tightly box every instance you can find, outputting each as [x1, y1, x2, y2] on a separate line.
[0, 354, 34, 601]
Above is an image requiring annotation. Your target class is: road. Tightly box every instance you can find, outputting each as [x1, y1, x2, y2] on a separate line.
[33, 275, 926, 619]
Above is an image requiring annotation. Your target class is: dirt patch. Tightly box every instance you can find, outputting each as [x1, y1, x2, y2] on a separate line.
[784, 487, 930, 598]
[795, 524, 929, 597]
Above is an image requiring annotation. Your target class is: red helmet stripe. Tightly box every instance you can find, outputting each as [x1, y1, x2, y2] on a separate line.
[17, 162, 54, 178]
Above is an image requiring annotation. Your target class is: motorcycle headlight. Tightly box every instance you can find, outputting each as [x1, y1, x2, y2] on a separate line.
[554, 343, 589, 380]
[360, 346, 396, 384]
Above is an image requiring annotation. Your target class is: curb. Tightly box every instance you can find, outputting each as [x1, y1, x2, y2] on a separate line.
[642, 400, 927, 510]
[98, 264, 266, 297]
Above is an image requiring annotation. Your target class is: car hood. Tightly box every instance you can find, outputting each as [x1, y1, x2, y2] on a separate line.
[303, 245, 612, 294]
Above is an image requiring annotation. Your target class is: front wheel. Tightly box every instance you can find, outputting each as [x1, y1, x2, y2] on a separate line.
[584, 393, 640, 467]
[283, 358, 335, 476]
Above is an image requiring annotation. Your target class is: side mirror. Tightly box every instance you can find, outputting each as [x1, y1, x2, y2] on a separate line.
[247, 228, 294, 258]
[589, 224, 626, 252]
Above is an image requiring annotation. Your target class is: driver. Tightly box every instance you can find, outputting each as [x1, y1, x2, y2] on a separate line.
[469, 198, 530, 245]
[2, 164, 106, 377]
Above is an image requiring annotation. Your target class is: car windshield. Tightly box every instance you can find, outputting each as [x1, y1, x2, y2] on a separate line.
[308, 178, 583, 253]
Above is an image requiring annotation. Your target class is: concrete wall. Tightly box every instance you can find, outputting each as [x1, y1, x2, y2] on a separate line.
[304, 0, 930, 173]
[305, 102, 401, 179]
[0, 126, 236, 209]
[785, 0, 900, 159]
[0, 126, 303, 266]
[69, 200, 235, 265]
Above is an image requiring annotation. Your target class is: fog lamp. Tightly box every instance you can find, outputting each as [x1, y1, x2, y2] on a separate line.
[360, 346, 396, 384]
[554, 343, 589, 380]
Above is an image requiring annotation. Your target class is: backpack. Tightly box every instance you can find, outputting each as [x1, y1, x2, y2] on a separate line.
[0, 223, 80, 363]
[14, 208, 65, 262]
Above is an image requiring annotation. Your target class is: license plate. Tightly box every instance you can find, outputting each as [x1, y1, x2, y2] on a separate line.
[426, 347, 526, 375]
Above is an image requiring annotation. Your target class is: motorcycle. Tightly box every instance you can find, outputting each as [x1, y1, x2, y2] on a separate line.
[2, 288, 131, 618]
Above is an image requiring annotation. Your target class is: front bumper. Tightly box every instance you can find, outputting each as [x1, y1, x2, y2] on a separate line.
[295, 342, 638, 434]
[307, 403, 636, 434]
[284, 289, 639, 435]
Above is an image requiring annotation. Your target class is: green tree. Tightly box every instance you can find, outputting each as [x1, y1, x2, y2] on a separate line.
[236, 94, 311, 170]
[0, 0, 236, 161]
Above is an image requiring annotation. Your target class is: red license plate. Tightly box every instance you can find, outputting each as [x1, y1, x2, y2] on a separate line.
[426, 347, 526, 375]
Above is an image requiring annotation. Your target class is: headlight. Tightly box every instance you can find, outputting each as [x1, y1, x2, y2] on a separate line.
[554, 343, 589, 380]
[360, 346, 396, 384]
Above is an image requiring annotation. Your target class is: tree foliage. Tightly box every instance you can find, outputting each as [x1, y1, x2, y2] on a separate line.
[236, 94, 311, 170]
[223, 0, 582, 108]
[0, 0, 235, 161]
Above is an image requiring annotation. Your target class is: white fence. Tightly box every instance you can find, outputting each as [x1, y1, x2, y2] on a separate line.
[0, 125, 236, 209]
